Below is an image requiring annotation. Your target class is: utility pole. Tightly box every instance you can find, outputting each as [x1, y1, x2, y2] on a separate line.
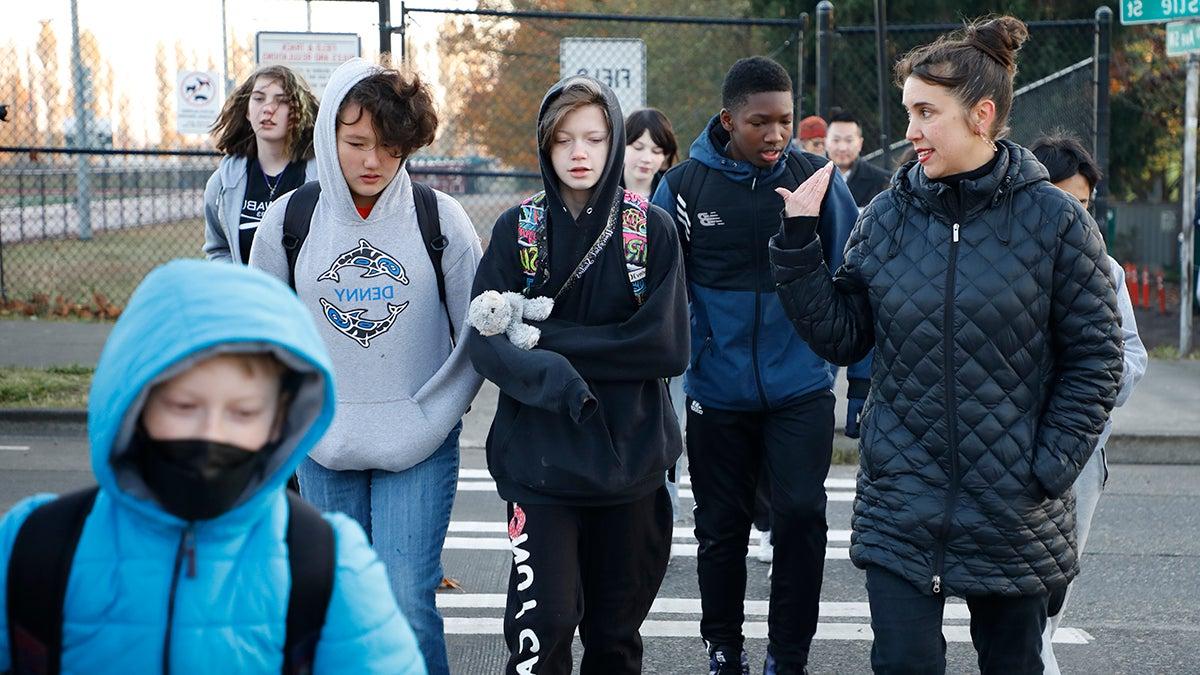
[69, 0, 92, 240]
[1181, 53, 1197, 355]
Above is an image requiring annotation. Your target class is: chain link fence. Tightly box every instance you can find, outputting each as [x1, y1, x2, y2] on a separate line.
[820, 18, 1101, 170]
[2, 2, 1175, 319]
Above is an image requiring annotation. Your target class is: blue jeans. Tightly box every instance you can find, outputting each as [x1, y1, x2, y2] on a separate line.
[667, 376, 686, 520]
[1041, 444, 1108, 674]
[297, 423, 462, 675]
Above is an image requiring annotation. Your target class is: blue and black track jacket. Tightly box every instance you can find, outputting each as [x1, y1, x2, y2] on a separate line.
[652, 115, 871, 412]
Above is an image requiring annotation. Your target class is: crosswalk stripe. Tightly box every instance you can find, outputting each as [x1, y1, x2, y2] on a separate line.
[457, 469, 857, 491]
[455, 481, 856, 502]
[441, 617, 1091, 644]
[442, 536, 850, 559]
[437, 594, 971, 619]
[447, 521, 852, 542]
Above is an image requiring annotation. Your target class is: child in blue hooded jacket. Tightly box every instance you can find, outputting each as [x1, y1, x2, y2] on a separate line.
[0, 259, 425, 674]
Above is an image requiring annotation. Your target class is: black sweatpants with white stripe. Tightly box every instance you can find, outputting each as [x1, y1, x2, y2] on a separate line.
[688, 389, 835, 668]
[503, 486, 672, 675]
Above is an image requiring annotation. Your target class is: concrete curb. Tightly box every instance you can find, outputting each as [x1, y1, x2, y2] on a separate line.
[1, 409, 1197, 465]
[0, 408, 87, 426]
[1105, 434, 1200, 465]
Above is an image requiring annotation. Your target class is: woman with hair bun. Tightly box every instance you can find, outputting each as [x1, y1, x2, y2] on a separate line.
[769, 16, 1123, 673]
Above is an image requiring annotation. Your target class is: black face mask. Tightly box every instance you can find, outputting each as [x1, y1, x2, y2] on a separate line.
[134, 430, 270, 521]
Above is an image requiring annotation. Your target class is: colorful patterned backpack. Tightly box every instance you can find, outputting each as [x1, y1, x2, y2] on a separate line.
[515, 189, 649, 305]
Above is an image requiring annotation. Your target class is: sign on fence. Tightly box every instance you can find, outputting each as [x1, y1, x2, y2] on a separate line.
[1168, 20, 1200, 56]
[559, 38, 646, 116]
[256, 32, 362, 98]
[1121, 0, 1200, 25]
[176, 70, 221, 135]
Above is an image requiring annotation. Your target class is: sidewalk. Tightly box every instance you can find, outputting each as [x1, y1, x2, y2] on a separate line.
[3, 319, 1198, 463]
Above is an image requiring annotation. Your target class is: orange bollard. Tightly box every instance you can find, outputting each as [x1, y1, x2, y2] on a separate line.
[1157, 268, 1167, 314]
[1141, 267, 1151, 308]
[1125, 263, 1139, 305]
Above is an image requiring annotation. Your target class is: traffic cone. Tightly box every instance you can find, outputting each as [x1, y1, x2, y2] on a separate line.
[1125, 263, 1139, 305]
[1141, 267, 1151, 309]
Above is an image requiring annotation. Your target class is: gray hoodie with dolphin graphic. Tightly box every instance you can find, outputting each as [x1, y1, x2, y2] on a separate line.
[251, 58, 483, 472]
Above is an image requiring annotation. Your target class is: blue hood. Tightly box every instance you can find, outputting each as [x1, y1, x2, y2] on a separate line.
[688, 114, 799, 185]
[88, 259, 336, 526]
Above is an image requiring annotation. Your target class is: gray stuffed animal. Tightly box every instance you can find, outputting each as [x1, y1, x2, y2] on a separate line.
[468, 290, 555, 350]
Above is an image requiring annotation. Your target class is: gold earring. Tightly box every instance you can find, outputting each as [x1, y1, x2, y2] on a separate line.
[978, 127, 997, 152]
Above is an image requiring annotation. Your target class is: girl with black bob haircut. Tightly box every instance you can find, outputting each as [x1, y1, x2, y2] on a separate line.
[622, 107, 678, 200]
[769, 16, 1123, 673]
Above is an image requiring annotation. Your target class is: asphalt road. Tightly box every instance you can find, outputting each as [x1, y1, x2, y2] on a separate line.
[0, 420, 1196, 674]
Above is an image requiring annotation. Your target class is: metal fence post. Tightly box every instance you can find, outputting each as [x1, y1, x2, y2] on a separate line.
[817, 1, 833, 120]
[379, 0, 392, 59]
[796, 12, 808, 119]
[874, 0, 890, 167]
[1093, 5, 1112, 245]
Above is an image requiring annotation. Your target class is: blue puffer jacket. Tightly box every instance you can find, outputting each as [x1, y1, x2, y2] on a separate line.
[0, 260, 426, 674]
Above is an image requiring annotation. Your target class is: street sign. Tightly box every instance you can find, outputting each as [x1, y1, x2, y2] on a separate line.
[256, 32, 361, 99]
[176, 70, 221, 135]
[1121, 0, 1200, 25]
[559, 38, 646, 117]
[1168, 20, 1200, 56]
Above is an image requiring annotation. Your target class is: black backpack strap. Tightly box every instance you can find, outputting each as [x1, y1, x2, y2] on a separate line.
[7, 486, 100, 675]
[784, 151, 842, 264]
[282, 181, 322, 291]
[283, 491, 335, 675]
[784, 149, 819, 184]
[671, 160, 709, 261]
[411, 181, 455, 341]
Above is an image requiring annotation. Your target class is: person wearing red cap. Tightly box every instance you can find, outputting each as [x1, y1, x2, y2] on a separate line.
[796, 115, 827, 155]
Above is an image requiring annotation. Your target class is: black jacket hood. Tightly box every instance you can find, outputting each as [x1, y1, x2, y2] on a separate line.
[536, 76, 627, 234]
[886, 140, 1050, 254]
[893, 140, 1049, 220]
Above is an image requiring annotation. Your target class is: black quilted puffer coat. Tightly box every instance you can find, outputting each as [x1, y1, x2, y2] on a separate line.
[769, 141, 1122, 597]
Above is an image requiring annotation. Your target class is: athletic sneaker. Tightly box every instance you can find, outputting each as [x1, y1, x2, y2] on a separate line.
[709, 644, 750, 675]
[763, 650, 808, 675]
[756, 528, 773, 563]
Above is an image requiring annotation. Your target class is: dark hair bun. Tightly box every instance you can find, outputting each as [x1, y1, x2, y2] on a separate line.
[966, 16, 1029, 73]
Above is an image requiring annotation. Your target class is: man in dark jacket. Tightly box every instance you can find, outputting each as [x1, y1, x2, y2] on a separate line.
[651, 57, 868, 675]
[825, 108, 892, 210]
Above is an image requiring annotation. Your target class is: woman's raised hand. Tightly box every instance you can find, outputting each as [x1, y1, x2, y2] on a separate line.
[775, 162, 835, 218]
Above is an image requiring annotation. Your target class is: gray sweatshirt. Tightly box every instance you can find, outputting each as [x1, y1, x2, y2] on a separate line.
[203, 155, 319, 264]
[1097, 256, 1147, 451]
[250, 58, 483, 472]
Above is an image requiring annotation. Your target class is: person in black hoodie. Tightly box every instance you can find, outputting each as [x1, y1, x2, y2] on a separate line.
[466, 76, 689, 674]
[769, 17, 1122, 674]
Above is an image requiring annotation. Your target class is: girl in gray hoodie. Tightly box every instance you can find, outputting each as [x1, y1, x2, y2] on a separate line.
[250, 58, 483, 675]
[203, 65, 319, 264]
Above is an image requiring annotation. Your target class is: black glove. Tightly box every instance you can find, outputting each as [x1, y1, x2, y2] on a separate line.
[845, 397, 865, 439]
[845, 378, 870, 439]
[778, 214, 819, 249]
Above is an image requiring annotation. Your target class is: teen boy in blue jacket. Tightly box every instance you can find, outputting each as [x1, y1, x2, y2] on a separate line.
[651, 57, 869, 674]
[0, 260, 424, 674]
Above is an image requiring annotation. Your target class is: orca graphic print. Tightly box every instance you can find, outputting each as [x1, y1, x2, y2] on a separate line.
[316, 238, 411, 348]
[319, 298, 408, 348]
[318, 238, 409, 284]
